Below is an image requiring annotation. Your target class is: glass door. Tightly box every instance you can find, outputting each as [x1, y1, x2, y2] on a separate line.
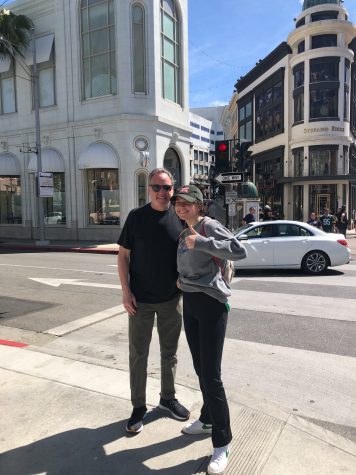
[316, 194, 331, 215]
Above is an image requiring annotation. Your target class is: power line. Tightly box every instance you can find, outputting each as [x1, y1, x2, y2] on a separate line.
[189, 39, 247, 72]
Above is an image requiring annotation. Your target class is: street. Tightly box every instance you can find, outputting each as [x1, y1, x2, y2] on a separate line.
[1, 246, 356, 447]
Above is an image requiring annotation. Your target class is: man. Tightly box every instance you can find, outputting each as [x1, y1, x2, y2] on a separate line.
[307, 211, 321, 228]
[319, 207, 335, 233]
[117, 168, 189, 434]
[335, 205, 348, 238]
[242, 207, 256, 225]
[262, 205, 277, 221]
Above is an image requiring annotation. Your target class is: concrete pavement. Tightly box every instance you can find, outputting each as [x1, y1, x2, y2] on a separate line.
[1, 230, 356, 473]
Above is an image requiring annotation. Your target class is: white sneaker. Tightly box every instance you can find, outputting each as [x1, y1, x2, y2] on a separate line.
[182, 418, 212, 435]
[207, 444, 230, 475]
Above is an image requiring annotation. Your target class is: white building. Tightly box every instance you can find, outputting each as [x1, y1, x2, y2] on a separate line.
[234, 0, 356, 220]
[189, 107, 225, 197]
[0, 0, 191, 241]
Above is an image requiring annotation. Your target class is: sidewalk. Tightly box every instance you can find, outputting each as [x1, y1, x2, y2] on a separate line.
[1, 342, 356, 474]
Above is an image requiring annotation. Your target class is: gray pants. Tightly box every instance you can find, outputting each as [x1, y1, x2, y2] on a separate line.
[128, 294, 182, 408]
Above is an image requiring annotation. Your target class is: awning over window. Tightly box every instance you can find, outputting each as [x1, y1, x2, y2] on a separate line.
[24, 34, 54, 66]
[0, 56, 11, 74]
[0, 154, 21, 175]
[28, 148, 64, 173]
[78, 143, 118, 169]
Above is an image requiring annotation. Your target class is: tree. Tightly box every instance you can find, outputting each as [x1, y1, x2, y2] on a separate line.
[0, 6, 33, 59]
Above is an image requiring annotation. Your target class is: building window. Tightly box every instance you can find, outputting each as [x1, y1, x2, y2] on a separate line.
[81, 0, 116, 100]
[132, 4, 146, 93]
[293, 148, 304, 177]
[217, 131, 224, 136]
[0, 177, 22, 224]
[309, 147, 337, 176]
[43, 173, 66, 224]
[309, 57, 339, 120]
[137, 171, 148, 207]
[201, 126, 209, 132]
[293, 185, 303, 221]
[192, 133, 200, 140]
[311, 34, 337, 49]
[201, 137, 210, 143]
[344, 59, 350, 121]
[88, 169, 119, 225]
[255, 72, 284, 142]
[293, 63, 304, 123]
[238, 98, 252, 141]
[0, 61, 16, 114]
[298, 41, 305, 54]
[311, 11, 338, 21]
[160, 0, 181, 104]
[296, 18, 305, 28]
[34, 44, 56, 107]
[190, 121, 199, 128]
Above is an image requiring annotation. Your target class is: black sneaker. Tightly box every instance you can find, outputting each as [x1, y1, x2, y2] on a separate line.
[158, 398, 190, 420]
[126, 405, 147, 433]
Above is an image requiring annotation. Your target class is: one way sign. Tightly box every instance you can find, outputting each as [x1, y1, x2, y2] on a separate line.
[214, 172, 244, 184]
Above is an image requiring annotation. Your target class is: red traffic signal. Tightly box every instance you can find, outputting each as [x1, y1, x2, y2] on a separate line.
[217, 142, 228, 153]
[214, 140, 230, 174]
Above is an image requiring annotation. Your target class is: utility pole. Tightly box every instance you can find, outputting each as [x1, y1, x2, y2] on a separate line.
[31, 28, 48, 244]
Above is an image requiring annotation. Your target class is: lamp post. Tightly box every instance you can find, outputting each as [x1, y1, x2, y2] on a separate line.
[0, 29, 48, 244]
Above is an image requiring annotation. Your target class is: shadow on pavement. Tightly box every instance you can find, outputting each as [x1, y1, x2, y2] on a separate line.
[0, 412, 208, 475]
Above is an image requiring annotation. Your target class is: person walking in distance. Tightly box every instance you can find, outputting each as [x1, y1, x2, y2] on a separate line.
[319, 207, 335, 233]
[335, 205, 348, 238]
[172, 185, 247, 475]
[242, 206, 256, 225]
[117, 168, 189, 434]
[307, 211, 321, 228]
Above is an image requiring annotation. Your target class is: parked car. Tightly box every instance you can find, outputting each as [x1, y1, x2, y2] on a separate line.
[44, 212, 63, 224]
[234, 220, 351, 274]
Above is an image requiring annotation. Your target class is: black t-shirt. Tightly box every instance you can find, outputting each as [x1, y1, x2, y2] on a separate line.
[320, 214, 334, 232]
[243, 213, 256, 224]
[118, 204, 183, 303]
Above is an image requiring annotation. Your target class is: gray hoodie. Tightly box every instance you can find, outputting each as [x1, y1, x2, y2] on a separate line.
[177, 217, 247, 303]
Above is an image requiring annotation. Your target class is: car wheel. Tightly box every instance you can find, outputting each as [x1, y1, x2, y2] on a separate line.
[301, 251, 329, 275]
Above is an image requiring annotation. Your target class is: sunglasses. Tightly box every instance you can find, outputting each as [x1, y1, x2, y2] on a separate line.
[149, 184, 173, 192]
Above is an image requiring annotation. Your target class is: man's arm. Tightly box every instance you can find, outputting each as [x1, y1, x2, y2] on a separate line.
[118, 246, 137, 316]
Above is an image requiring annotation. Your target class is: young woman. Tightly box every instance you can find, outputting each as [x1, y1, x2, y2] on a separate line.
[172, 185, 247, 475]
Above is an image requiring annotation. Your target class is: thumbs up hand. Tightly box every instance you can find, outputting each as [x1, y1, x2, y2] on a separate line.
[185, 225, 198, 249]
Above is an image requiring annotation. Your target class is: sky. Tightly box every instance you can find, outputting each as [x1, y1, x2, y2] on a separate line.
[188, 0, 356, 108]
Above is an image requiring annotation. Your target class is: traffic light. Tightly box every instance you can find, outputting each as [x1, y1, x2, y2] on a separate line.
[214, 140, 230, 174]
[240, 141, 253, 173]
[232, 142, 241, 171]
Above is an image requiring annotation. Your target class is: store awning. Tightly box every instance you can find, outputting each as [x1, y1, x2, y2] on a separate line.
[0, 56, 11, 74]
[28, 148, 64, 173]
[24, 34, 54, 66]
[0, 154, 20, 175]
[78, 143, 118, 169]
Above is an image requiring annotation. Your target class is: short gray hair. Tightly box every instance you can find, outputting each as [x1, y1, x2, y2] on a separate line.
[148, 168, 174, 184]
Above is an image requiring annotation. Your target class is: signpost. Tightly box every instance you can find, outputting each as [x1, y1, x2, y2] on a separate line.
[225, 191, 238, 205]
[214, 172, 244, 184]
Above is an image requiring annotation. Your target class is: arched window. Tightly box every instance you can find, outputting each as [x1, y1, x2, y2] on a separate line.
[80, 0, 116, 99]
[137, 171, 148, 207]
[132, 4, 146, 93]
[160, 0, 181, 104]
[164, 148, 181, 188]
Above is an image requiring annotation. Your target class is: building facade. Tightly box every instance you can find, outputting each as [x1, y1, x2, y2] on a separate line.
[234, 0, 356, 221]
[0, 0, 191, 241]
[189, 106, 225, 198]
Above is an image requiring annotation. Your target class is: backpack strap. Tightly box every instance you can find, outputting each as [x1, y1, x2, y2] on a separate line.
[200, 218, 225, 275]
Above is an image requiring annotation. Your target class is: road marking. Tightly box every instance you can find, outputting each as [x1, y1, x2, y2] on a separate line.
[45, 304, 126, 336]
[0, 263, 116, 275]
[0, 339, 28, 348]
[29, 277, 121, 289]
[237, 275, 356, 288]
[230, 289, 356, 321]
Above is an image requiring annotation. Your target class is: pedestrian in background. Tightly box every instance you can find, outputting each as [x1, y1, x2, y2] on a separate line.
[335, 205, 348, 238]
[242, 206, 256, 225]
[262, 205, 277, 221]
[117, 168, 189, 434]
[172, 184, 247, 475]
[307, 211, 321, 228]
[319, 207, 335, 233]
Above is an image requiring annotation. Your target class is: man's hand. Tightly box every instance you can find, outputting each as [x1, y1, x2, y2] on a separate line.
[185, 225, 198, 249]
[122, 288, 138, 316]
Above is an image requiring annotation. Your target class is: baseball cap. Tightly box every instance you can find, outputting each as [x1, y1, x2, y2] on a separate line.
[171, 185, 203, 203]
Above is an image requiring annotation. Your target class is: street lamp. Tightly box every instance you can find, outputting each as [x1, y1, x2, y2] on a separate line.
[0, 29, 48, 244]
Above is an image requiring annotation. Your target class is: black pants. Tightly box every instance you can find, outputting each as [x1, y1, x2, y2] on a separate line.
[183, 292, 232, 448]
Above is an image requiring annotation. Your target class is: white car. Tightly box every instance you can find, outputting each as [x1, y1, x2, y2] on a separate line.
[234, 220, 351, 275]
[44, 212, 63, 224]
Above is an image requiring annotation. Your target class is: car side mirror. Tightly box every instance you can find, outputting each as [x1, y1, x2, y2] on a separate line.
[238, 234, 248, 241]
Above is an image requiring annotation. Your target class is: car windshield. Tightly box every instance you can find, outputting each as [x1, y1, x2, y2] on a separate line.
[236, 223, 254, 234]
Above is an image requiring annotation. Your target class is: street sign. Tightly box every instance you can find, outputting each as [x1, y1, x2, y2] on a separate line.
[214, 172, 244, 184]
[38, 172, 53, 197]
[228, 203, 236, 216]
[225, 191, 238, 204]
